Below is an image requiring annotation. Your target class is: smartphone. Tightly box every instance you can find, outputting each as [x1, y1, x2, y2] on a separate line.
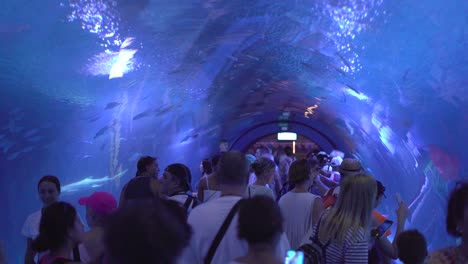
[285, 250, 304, 264]
[374, 219, 393, 239]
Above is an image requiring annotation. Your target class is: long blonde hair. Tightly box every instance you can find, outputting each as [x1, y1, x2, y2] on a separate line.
[318, 173, 376, 243]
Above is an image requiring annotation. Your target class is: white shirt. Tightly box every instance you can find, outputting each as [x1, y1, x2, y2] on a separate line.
[179, 196, 290, 264]
[169, 194, 195, 213]
[245, 185, 275, 200]
[22, 210, 46, 262]
[203, 190, 222, 203]
[278, 192, 321, 249]
[22, 210, 42, 239]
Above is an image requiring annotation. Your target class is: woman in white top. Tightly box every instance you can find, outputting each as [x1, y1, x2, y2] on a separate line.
[246, 157, 276, 200]
[278, 159, 324, 249]
[197, 155, 222, 203]
[22, 175, 62, 264]
[300, 173, 377, 263]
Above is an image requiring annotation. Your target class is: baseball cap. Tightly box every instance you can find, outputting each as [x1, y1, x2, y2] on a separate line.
[79, 191, 117, 216]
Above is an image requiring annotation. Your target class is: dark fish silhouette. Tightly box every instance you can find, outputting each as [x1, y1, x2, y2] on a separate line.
[27, 135, 42, 142]
[133, 109, 155, 120]
[105, 102, 122, 109]
[155, 105, 174, 117]
[89, 116, 100, 122]
[6, 152, 21, 161]
[20, 146, 34, 153]
[336, 52, 352, 70]
[23, 129, 39, 138]
[94, 126, 110, 139]
[345, 84, 361, 94]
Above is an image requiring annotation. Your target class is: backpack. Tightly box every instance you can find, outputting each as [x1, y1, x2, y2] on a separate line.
[297, 218, 330, 264]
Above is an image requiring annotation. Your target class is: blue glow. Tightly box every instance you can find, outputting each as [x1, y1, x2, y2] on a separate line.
[65, 0, 121, 47]
[85, 38, 138, 78]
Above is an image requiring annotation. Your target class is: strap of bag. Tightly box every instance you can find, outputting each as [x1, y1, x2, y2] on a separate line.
[183, 194, 194, 210]
[203, 199, 243, 264]
[311, 215, 332, 257]
[72, 246, 81, 261]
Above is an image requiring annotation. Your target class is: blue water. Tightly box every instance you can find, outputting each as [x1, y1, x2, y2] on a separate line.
[0, 0, 466, 262]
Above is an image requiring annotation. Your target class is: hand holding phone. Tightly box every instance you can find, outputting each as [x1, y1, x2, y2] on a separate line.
[372, 219, 393, 239]
[285, 250, 304, 264]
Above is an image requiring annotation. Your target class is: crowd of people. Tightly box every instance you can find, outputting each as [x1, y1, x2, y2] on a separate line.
[17, 141, 468, 264]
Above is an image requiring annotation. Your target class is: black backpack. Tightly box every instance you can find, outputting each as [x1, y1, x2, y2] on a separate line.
[297, 218, 330, 264]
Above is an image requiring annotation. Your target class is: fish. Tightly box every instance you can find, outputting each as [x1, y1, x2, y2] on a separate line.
[23, 129, 39, 138]
[81, 155, 93, 159]
[133, 109, 155, 120]
[155, 105, 174, 117]
[179, 125, 220, 144]
[180, 135, 191, 143]
[20, 146, 34, 153]
[94, 126, 111, 139]
[80, 140, 93, 144]
[227, 55, 238, 61]
[243, 54, 259, 61]
[61, 169, 128, 193]
[2, 141, 15, 153]
[105, 102, 122, 110]
[89, 116, 100, 122]
[332, 66, 346, 76]
[27, 136, 42, 142]
[6, 152, 21, 161]
[335, 52, 352, 70]
[345, 84, 361, 94]
[402, 69, 410, 82]
[120, 37, 135, 49]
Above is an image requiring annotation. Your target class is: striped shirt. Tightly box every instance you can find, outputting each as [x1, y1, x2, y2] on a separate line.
[301, 223, 369, 263]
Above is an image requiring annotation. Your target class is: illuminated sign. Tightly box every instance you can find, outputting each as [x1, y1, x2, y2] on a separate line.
[277, 132, 297, 141]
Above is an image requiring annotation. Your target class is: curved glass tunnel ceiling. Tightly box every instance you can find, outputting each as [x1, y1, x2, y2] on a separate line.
[0, 0, 466, 261]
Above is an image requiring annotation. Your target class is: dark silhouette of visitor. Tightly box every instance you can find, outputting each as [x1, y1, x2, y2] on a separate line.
[119, 156, 160, 206]
[230, 196, 284, 264]
[428, 182, 468, 263]
[105, 198, 192, 264]
[32, 202, 84, 264]
[396, 230, 428, 264]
